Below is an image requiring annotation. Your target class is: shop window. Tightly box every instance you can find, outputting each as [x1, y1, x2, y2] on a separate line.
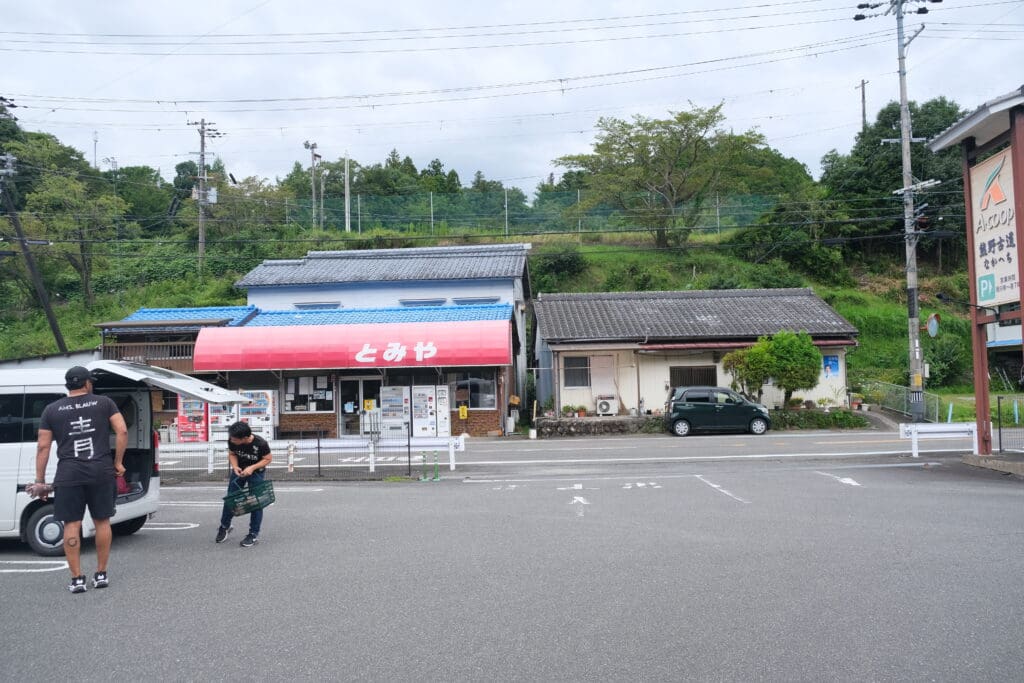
[564, 357, 590, 388]
[160, 390, 178, 411]
[284, 375, 335, 413]
[449, 370, 497, 409]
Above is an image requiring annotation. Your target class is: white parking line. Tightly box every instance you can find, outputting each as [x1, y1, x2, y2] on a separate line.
[0, 560, 68, 573]
[694, 475, 750, 504]
[144, 522, 201, 530]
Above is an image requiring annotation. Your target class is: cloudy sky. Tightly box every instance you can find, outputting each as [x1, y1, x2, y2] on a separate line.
[3, 0, 1022, 194]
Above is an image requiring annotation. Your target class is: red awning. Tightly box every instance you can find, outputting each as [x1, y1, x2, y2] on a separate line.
[193, 320, 511, 371]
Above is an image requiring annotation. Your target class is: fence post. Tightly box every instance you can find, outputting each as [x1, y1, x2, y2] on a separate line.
[997, 396, 1003, 454]
[369, 439, 376, 473]
[448, 438, 456, 471]
[316, 432, 322, 478]
[207, 443, 215, 474]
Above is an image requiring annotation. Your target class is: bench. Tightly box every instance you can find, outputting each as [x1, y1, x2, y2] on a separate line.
[899, 422, 978, 458]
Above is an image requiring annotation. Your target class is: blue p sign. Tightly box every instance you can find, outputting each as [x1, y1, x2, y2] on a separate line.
[977, 274, 996, 302]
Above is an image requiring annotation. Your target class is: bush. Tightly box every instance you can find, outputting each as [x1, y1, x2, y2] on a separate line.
[770, 409, 869, 429]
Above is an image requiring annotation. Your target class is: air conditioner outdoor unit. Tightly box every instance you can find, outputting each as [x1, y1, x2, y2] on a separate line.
[596, 395, 619, 416]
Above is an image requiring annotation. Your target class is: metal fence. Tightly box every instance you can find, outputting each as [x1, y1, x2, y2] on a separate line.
[860, 380, 942, 422]
[995, 395, 1024, 454]
[158, 424, 464, 479]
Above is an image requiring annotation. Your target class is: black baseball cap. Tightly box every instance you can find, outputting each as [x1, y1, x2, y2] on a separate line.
[65, 366, 94, 390]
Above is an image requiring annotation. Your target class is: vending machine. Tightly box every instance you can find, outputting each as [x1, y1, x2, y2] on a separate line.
[207, 402, 236, 442]
[379, 385, 410, 438]
[176, 398, 209, 442]
[411, 385, 437, 437]
[237, 389, 277, 441]
[435, 384, 451, 437]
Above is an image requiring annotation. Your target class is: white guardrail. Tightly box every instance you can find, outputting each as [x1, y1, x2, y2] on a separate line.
[899, 422, 978, 458]
[158, 436, 465, 473]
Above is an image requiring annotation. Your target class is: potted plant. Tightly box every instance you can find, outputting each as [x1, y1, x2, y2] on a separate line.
[577, 405, 588, 417]
[561, 405, 576, 417]
[850, 393, 863, 410]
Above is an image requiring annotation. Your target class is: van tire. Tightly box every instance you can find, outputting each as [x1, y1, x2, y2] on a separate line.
[25, 504, 66, 557]
[112, 516, 147, 536]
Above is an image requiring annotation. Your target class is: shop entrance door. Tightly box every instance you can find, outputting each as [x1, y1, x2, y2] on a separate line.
[337, 378, 382, 436]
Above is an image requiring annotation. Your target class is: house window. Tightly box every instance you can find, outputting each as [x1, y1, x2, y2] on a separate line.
[452, 296, 500, 305]
[449, 370, 497, 409]
[294, 302, 341, 310]
[283, 375, 335, 413]
[564, 357, 590, 388]
[399, 298, 446, 307]
[160, 390, 178, 411]
[669, 365, 717, 387]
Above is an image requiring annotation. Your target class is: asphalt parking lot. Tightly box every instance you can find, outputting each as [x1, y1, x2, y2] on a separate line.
[2, 454, 1022, 681]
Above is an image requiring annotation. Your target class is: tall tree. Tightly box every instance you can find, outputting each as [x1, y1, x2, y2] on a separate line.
[25, 175, 129, 307]
[103, 165, 175, 233]
[556, 105, 763, 248]
[768, 330, 822, 407]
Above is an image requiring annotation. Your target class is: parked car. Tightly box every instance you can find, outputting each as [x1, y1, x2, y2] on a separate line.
[664, 386, 771, 437]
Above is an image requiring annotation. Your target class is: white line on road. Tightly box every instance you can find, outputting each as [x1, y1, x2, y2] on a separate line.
[456, 450, 960, 466]
[144, 522, 201, 530]
[694, 475, 751, 504]
[815, 471, 863, 486]
[0, 560, 68, 573]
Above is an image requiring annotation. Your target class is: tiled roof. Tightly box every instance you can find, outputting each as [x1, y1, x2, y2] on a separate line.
[245, 304, 512, 326]
[120, 306, 257, 327]
[533, 289, 857, 342]
[236, 244, 531, 288]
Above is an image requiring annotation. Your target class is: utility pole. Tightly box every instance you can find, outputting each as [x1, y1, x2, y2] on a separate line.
[320, 168, 329, 230]
[93, 131, 99, 168]
[344, 152, 351, 233]
[188, 118, 223, 274]
[304, 140, 319, 229]
[855, 0, 937, 422]
[855, 79, 869, 132]
[0, 153, 68, 352]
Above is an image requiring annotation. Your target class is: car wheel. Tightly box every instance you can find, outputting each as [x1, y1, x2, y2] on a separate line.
[25, 504, 66, 557]
[671, 419, 691, 437]
[112, 516, 147, 536]
[749, 417, 769, 435]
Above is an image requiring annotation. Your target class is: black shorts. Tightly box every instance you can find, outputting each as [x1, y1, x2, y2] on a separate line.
[54, 478, 117, 522]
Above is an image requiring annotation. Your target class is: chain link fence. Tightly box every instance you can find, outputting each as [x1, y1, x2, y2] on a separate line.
[860, 380, 942, 422]
[995, 395, 1024, 454]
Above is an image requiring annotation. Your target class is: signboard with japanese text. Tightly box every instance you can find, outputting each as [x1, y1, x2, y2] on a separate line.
[194, 320, 512, 371]
[970, 149, 1018, 307]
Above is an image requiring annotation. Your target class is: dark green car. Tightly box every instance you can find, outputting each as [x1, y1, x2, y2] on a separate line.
[664, 386, 771, 437]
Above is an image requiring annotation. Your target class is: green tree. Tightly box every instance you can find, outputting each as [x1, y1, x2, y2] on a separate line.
[25, 174, 129, 307]
[555, 105, 764, 248]
[722, 343, 775, 403]
[819, 96, 965, 265]
[103, 165, 175, 233]
[767, 330, 822, 407]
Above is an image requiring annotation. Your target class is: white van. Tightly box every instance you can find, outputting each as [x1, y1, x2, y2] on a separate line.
[0, 360, 247, 556]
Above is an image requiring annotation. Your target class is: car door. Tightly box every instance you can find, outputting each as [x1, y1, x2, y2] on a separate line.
[711, 389, 747, 430]
[680, 389, 717, 431]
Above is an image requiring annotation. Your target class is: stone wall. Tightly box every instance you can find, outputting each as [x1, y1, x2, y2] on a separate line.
[535, 416, 663, 437]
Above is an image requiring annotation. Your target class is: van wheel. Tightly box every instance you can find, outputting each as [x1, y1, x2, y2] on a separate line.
[749, 417, 769, 435]
[671, 419, 691, 437]
[25, 504, 66, 557]
[112, 516, 147, 536]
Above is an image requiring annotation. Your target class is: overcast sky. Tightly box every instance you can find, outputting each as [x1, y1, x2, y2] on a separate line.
[3, 0, 1022, 194]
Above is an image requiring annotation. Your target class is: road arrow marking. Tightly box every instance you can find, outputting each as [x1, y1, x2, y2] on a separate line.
[815, 471, 862, 487]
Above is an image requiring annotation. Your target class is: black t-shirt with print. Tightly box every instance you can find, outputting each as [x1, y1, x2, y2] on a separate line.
[230, 434, 271, 469]
[39, 393, 120, 485]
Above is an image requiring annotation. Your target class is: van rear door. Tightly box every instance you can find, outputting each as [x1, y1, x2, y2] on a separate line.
[86, 361, 250, 404]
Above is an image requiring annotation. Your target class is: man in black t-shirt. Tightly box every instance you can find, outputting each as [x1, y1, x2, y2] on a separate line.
[32, 366, 128, 594]
[215, 420, 272, 548]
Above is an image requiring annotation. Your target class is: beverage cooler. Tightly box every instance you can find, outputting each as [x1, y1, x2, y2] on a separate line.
[379, 385, 410, 438]
[176, 398, 209, 442]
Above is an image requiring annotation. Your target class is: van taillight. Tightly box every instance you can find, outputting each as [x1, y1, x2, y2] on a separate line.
[152, 430, 160, 475]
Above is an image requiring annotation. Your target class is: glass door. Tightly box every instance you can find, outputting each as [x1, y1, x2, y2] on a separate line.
[337, 378, 383, 436]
